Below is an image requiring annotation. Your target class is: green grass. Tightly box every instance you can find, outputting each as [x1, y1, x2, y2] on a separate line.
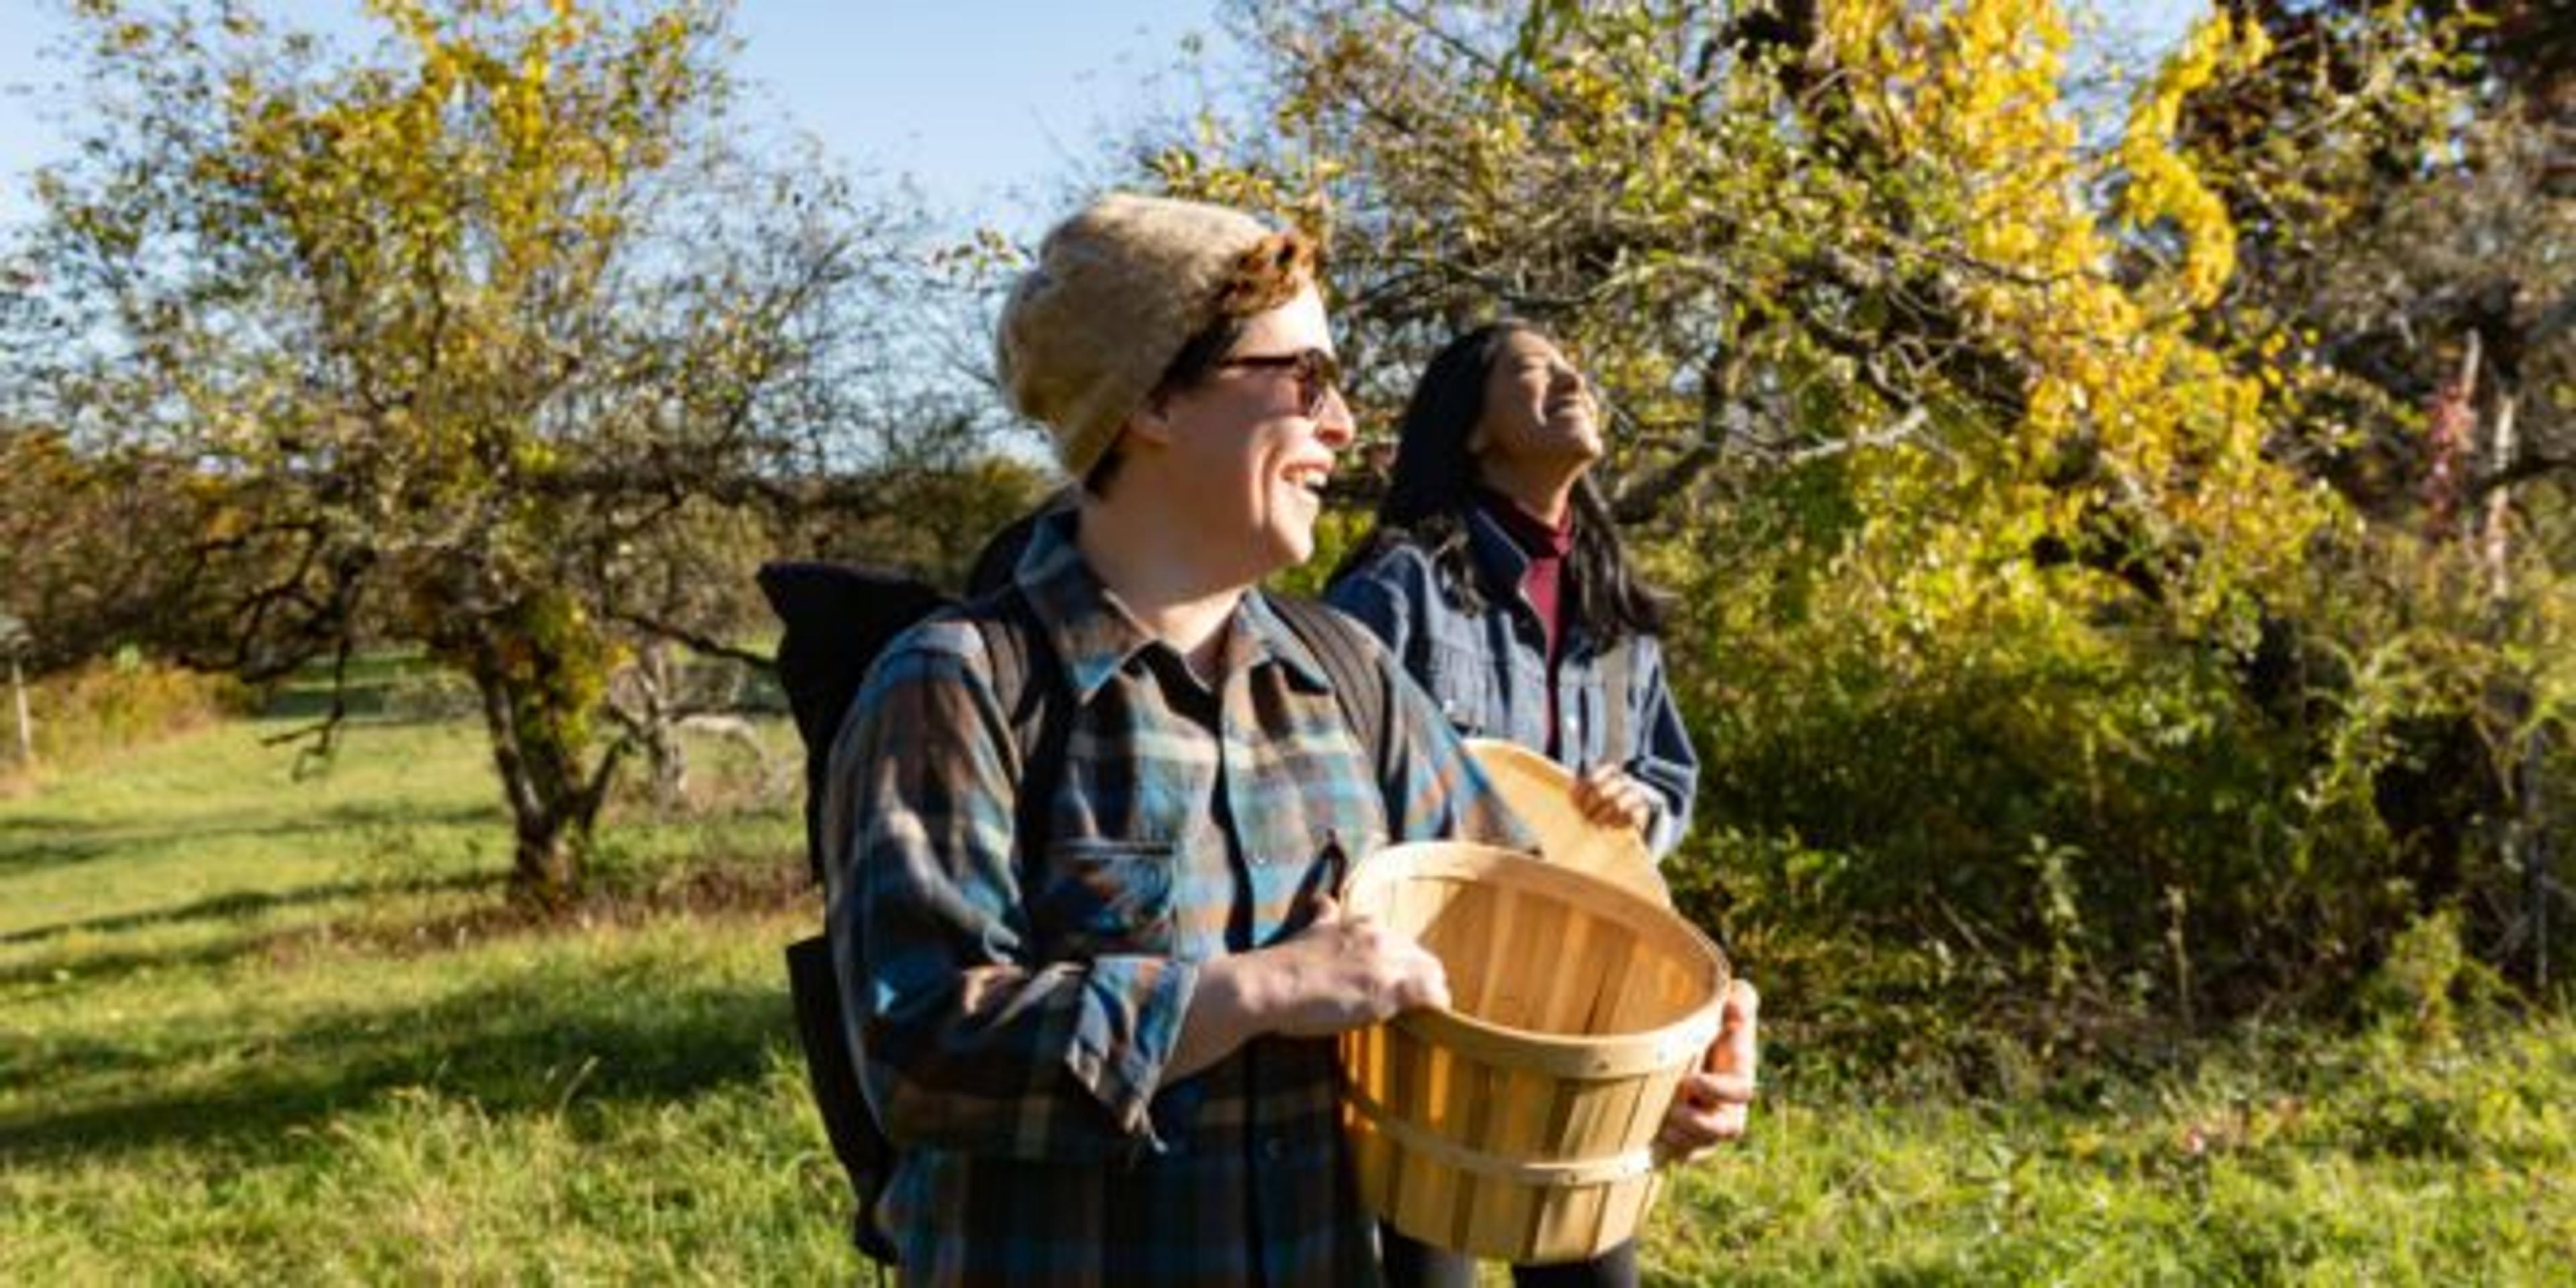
[5, 714, 2573, 1283]
[1650, 1028, 2576, 1285]
[1, 714, 835, 1283]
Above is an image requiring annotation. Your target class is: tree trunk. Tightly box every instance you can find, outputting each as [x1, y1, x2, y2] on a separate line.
[505, 786, 586, 906]
[2483, 389, 2554, 991]
[633, 643, 690, 810]
[464, 626, 623, 908]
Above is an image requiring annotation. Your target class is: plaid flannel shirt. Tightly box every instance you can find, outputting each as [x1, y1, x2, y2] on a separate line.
[823, 509, 1530, 1287]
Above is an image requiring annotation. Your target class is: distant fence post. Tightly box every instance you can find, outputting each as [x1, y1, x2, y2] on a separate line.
[0, 614, 29, 765]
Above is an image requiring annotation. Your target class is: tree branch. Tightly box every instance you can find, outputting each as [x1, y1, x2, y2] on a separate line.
[605, 607, 773, 672]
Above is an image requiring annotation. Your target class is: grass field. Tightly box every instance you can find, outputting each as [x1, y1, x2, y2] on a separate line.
[5, 712, 2573, 1283]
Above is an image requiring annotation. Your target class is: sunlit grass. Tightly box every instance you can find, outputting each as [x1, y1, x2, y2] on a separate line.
[3, 712, 2571, 1283]
[1648, 1021, 2576, 1284]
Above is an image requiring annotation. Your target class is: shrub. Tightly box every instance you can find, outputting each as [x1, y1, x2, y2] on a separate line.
[2, 652, 248, 784]
[1660, 492, 2565, 1060]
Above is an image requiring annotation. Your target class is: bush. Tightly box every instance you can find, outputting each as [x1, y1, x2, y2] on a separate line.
[2, 651, 249, 784]
[1657, 466, 2567, 1060]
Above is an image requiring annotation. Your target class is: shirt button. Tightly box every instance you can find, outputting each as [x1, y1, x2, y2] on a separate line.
[1263, 1136, 1287, 1163]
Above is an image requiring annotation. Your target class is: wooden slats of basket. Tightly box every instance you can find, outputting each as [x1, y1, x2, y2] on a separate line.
[1338, 843, 1728, 1263]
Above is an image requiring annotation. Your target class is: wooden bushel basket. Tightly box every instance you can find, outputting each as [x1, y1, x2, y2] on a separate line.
[1338, 841, 1729, 1264]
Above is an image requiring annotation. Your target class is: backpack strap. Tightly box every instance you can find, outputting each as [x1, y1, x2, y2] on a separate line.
[959, 584, 1071, 872]
[1267, 594, 1392, 786]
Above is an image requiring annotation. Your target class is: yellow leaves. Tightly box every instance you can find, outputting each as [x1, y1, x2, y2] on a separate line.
[1795, 3, 2330, 636]
[2118, 10, 2271, 311]
[1821, 0, 1902, 74]
[513, 440, 559, 476]
[519, 46, 553, 92]
[1199, 0, 2363, 653]
[1823, 0, 2078, 174]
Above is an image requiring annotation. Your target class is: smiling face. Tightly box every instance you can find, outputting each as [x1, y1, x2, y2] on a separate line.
[1147, 282, 1352, 580]
[1472, 329, 1603, 471]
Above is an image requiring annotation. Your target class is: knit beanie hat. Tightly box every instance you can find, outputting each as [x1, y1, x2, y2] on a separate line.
[997, 193, 1314, 478]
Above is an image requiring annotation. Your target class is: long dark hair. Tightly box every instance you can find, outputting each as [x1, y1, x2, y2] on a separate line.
[1330, 320, 1668, 643]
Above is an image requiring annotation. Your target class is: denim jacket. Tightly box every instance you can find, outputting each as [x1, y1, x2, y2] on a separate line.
[1325, 508, 1699, 859]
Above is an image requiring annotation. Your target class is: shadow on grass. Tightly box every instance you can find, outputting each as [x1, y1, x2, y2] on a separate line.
[0, 800, 503, 879]
[0, 874, 508, 996]
[0, 873, 498, 949]
[0, 962, 792, 1161]
[0, 829, 121, 872]
[256, 661, 459, 724]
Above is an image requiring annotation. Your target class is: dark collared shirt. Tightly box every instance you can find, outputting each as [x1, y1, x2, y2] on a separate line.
[1473, 488, 1577, 668]
[1474, 489, 1578, 743]
[822, 508, 1530, 1287]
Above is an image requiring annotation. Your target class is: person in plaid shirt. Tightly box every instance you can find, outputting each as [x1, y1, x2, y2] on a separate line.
[825, 194, 1756, 1286]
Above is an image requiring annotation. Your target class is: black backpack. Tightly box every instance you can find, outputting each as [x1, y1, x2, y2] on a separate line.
[759, 551, 1391, 1266]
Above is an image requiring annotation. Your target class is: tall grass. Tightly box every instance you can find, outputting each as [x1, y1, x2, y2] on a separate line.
[4, 711, 2571, 1283]
[1, 657, 246, 796]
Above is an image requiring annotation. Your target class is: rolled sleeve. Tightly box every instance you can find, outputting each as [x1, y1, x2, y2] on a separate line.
[1071, 953, 1200, 1139]
[825, 625, 1194, 1163]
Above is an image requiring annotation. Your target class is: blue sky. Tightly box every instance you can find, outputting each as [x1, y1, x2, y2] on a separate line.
[0, 0, 1230, 234]
[1, 1, 2209, 235]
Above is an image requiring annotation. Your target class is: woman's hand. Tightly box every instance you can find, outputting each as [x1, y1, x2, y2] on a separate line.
[1656, 979, 1758, 1163]
[1571, 763, 1656, 835]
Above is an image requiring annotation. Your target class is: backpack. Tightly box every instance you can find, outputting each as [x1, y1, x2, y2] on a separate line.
[759, 547, 1391, 1266]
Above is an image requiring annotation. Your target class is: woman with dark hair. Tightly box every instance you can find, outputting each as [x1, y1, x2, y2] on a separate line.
[1329, 321, 1696, 859]
[1326, 321, 1726, 1287]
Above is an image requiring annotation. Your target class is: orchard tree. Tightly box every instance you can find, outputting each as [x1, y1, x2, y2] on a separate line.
[2174, 0, 2574, 978]
[2175, 0, 2571, 521]
[0, 425, 217, 669]
[5, 0, 934, 902]
[1150, 0, 2320, 600]
[1144, 0, 2568, 1023]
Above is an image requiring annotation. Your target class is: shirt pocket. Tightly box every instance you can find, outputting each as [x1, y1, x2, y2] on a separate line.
[1422, 640, 1493, 736]
[1275, 826, 1387, 943]
[1032, 838, 1178, 959]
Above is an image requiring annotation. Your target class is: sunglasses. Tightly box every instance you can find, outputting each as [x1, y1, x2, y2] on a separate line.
[1214, 348, 1344, 418]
